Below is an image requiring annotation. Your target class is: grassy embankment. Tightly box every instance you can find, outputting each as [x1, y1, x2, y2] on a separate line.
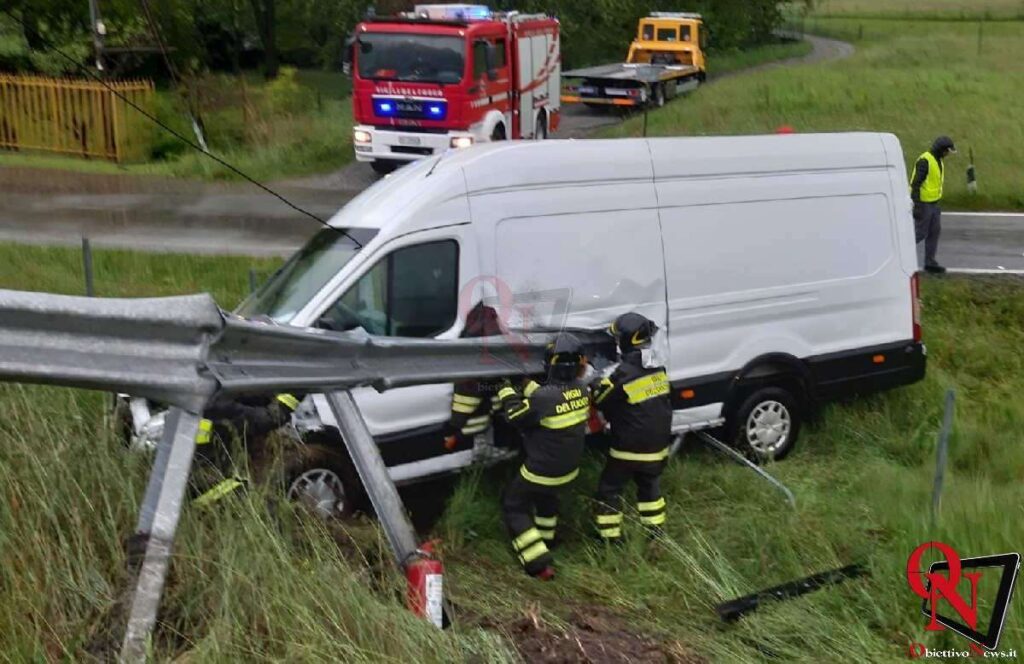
[605, 12, 1024, 211]
[1, 242, 1022, 661]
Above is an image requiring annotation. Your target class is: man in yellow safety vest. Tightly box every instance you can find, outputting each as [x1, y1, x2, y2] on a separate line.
[910, 136, 956, 274]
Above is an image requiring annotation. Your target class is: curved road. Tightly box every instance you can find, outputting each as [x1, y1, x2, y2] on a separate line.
[1, 34, 1021, 273]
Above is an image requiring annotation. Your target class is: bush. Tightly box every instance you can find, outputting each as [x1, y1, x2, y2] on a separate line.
[263, 66, 316, 116]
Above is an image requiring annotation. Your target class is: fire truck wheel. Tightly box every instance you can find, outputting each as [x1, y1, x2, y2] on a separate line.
[370, 159, 399, 175]
[283, 443, 363, 521]
[535, 112, 547, 139]
[491, 124, 507, 141]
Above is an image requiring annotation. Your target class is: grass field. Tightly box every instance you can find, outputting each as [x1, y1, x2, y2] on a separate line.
[807, 0, 1024, 19]
[1, 243, 1022, 661]
[708, 39, 814, 76]
[606, 15, 1024, 211]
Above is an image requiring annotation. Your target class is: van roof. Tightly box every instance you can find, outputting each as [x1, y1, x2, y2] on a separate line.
[327, 132, 902, 232]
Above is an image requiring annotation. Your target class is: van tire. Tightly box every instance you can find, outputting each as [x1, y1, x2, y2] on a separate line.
[283, 443, 363, 521]
[370, 159, 399, 175]
[729, 387, 801, 462]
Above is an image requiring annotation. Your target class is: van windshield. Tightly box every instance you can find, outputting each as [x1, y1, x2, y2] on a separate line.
[357, 33, 465, 84]
[236, 227, 378, 324]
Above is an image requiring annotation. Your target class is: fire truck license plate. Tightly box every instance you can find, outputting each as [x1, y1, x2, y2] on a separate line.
[399, 136, 422, 146]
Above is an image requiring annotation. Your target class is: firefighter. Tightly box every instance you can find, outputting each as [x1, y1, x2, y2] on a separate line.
[911, 135, 956, 274]
[443, 303, 510, 453]
[191, 392, 303, 507]
[591, 313, 672, 541]
[497, 333, 591, 580]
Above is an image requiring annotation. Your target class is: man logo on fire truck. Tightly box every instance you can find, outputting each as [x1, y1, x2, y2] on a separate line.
[347, 4, 561, 174]
[906, 541, 1020, 656]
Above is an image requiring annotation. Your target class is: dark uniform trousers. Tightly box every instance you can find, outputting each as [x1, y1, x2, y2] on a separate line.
[914, 202, 942, 268]
[594, 458, 667, 538]
[498, 379, 588, 575]
[592, 361, 672, 539]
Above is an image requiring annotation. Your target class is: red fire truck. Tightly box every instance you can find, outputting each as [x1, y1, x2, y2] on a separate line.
[348, 4, 561, 173]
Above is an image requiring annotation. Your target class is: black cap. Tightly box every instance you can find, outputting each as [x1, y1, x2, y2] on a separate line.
[932, 136, 956, 155]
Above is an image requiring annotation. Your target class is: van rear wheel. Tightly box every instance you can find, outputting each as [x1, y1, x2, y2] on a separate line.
[730, 387, 801, 462]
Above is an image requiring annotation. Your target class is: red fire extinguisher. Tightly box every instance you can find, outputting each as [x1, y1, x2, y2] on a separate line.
[405, 540, 445, 628]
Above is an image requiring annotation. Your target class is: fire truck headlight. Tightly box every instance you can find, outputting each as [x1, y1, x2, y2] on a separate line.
[450, 136, 474, 149]
[353, 129, 372, 144]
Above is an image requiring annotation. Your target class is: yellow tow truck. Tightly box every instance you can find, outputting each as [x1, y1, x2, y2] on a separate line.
[562, 12, 707, 108]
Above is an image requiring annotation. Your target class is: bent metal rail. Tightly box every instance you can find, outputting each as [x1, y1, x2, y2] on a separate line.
[0, 288, 547, 661]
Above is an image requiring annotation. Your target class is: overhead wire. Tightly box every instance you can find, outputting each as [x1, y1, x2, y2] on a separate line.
[1, 6, 363, 249]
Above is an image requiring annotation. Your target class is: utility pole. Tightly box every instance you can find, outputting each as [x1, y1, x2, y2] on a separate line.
[87, 0, 106, 73]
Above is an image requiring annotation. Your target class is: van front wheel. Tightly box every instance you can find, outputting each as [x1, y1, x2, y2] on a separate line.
[283, 443, 363, 521]
[731, 387, 801, 462]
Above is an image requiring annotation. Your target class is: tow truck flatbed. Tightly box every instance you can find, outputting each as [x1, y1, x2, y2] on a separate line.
[561, 11, 707, 108]
[561, 63, 701, 107]
[564, 62, 700, 84]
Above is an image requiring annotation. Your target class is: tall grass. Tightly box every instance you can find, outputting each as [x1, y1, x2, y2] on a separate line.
[604, 17, 1024, 211]
[1, 243, 1022, 660]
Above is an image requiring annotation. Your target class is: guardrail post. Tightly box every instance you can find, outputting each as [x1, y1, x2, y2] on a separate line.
[325, 391, 419, 561]
[324, 391, 452, 627]
[931, 389, 955, 524]
[82, 237, 95, 297]
[120, 407, 202, 662]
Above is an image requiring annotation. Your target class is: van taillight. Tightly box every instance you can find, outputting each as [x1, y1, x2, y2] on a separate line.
[911, 273, 922, 342]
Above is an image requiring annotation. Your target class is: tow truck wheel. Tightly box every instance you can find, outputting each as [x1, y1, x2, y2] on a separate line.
[652, 84, 666, 108]
[283, 443, 362, 521]
[370, 159, 399, 175]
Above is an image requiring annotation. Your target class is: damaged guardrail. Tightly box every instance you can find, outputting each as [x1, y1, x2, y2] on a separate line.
[0, 288, 549, 661]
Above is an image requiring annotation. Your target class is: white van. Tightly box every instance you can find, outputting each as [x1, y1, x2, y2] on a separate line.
[125, 133, 926, 510]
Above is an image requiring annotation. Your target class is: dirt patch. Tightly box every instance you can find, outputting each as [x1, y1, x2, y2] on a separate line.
[497, 607, 706, 664]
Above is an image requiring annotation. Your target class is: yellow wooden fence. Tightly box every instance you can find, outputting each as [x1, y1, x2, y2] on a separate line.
[0, 75, 155, 163]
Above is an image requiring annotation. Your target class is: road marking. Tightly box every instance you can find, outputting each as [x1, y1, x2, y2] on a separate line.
[947, 268, 1024, 275]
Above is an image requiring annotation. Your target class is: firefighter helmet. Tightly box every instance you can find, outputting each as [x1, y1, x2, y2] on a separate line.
[545, 333, 586, 382]
[609, 312, 658, 353]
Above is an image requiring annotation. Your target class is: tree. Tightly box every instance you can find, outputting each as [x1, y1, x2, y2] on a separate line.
[248, 0, 278, 78]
